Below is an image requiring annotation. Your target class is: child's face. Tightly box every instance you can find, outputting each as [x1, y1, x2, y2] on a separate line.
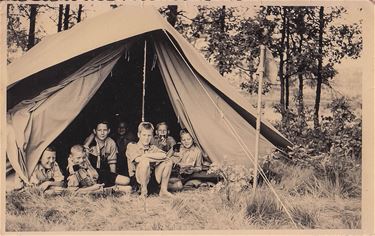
[138, 128, 153, 146]
[156, 124, 168, 137]
[181, 133, 193, 149]
[70, 150, 85, 165]
[40, 150, 56, 169]
[117, 122, 127, 136]
[94, 123, 110, 141]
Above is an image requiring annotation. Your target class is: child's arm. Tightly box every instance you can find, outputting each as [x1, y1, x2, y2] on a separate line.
[67, 175, 79, 187]
[83, 133, 95, 148]
[38, 180, 63, 192]
[76, 183, 104, 193]
[195, 152, 203, 168]
[166, 148, 174, 159]
[127, 144, 167, 163]
[107, 143, 118, 173]
[141, 152, 166, 161]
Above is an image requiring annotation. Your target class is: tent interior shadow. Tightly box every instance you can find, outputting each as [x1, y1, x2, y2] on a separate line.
[50, 39, 179, 175]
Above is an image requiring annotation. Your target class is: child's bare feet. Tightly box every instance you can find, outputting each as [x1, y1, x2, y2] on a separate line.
[159, 190, 173, 198]
[140, 186, 148, 197]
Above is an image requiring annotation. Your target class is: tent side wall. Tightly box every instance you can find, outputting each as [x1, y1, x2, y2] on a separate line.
[156, 30, 292, 149]
[154, 39, 275, 168]
[7, 46, 125, 182]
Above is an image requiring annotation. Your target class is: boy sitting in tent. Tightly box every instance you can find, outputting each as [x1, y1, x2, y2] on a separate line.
[151, 122, 176, 152]
[66, 144, 105, 193]
[167, 129, 217, 190]
[126, 122, 173, 197]
[83, 120, 131, 189]
[29, 146, 65, 194]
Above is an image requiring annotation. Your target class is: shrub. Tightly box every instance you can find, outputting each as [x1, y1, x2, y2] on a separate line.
[274, 96, 361, 198]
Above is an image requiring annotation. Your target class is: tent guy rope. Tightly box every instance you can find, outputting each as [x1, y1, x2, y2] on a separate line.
[162, 29, 299, 229]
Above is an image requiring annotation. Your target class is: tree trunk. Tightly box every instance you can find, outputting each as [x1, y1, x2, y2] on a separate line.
[297, 32, 304, 116]
[63, 4, 70, 30]
[218, 6, 226, 76]
[314, 6, 324, 128]
[285, 9, 290, 109]
[27, 4, 38, 50]
[57, 4, 63, 32]
[166, 5, 178, 27]
[279, 7, 286, 108]
[77, 4, 83, 23]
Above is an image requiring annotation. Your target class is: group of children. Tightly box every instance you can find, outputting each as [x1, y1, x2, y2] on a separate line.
[21, 120, 207, 197]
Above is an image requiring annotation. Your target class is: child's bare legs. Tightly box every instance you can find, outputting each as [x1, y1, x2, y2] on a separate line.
[115, 175, 132, 194]
[155, 160, 173, 197]
[135, 159, 151, 196]
[115, 175, 130, 185]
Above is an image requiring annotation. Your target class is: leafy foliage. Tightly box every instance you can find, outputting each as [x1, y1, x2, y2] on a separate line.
[208, 161, 254, 202]
[274, 96, 361, 197]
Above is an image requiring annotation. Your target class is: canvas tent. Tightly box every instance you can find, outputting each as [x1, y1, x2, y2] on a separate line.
[6, 6, 292, 185]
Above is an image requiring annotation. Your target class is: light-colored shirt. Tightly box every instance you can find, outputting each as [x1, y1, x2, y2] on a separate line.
[67, 157, 98, 187]
[29, 162, 64, 186]
[126, 142, 164, 177]
[175, 145, 203, 168]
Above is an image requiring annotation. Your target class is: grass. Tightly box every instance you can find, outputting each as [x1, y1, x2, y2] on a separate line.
[5, 165, 361, 231]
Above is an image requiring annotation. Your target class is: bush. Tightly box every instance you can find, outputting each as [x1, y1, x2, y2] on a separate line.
[273, 96, 361, 198]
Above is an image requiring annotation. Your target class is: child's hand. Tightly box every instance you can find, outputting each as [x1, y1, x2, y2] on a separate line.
[160, 138, 167, 146]
[87, 147, 99, 156]
[135, 156, 143, 163]
[67, 175, 79, 187]
[39, 181, 51, 192]
[83, 145, 90, 153]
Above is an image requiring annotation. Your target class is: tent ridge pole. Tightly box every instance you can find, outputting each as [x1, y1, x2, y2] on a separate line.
[142, 39, 147, 122]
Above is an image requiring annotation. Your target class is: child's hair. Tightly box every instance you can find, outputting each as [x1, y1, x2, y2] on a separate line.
[179, 128, 191, 137]
[156, 122, 168, 130]
[118, 121, 128, 129]
[95, 120, 110, 129]
[70, 144, 84, 154]
[44, 146, 56, 152]
[137, 122, 154, 133]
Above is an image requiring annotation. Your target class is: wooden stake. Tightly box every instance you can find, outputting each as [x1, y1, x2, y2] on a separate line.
[253, 45, 265, 192]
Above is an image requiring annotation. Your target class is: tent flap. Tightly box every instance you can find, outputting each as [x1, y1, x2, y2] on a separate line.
[155, 40, 275, 168]
[7, 46, 125, 181]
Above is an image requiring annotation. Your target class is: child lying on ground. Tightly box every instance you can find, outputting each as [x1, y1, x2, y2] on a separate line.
[66, 145, 104, 193]
[29, 146, 65, 194]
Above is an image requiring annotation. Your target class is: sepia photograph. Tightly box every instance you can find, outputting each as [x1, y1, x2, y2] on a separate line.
[1, 0, 374, 234]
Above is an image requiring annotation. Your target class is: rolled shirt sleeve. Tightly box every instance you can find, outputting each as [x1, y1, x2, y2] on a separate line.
[29, 167, 42, 186]
[29, 162, 64, 185]
[106, 138, 118, 165]
[126, 143, 141, 177]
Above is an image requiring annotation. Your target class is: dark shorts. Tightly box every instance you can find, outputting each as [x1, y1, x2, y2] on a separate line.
[97, 169, 118, 187]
